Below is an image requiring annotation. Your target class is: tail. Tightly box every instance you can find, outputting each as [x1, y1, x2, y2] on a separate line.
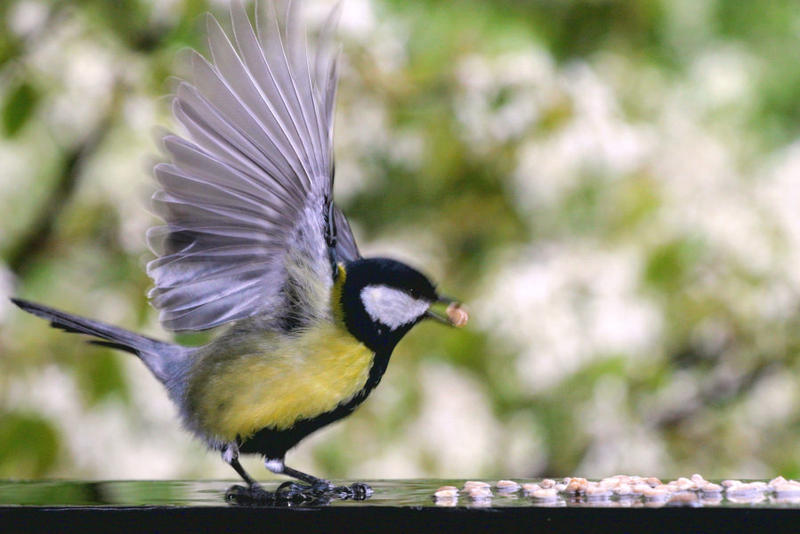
[10, 298, 184, 383]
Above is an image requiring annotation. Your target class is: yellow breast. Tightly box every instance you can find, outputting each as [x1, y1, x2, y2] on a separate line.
[191, 323, 374, 441]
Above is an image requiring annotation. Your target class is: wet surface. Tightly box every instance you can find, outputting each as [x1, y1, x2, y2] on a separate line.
[2, 479, 800, 508]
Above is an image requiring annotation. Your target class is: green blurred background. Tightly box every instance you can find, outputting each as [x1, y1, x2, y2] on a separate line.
[2, 0, 800, 483]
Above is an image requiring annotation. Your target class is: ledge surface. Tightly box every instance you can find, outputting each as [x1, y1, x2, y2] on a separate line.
[3, 480, 800, 533]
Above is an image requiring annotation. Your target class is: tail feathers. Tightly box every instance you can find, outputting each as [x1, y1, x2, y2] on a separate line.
[10, 297, 182, 381]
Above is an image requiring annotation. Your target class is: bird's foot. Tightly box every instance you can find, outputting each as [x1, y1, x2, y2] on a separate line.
[342, 482, 373, 500]
[275, 479, 373, 503]
[327, 481, 372, 500]
[274, 479, 328, 503]
[225, 480, 372, 506]
[225, 484, 277, 505]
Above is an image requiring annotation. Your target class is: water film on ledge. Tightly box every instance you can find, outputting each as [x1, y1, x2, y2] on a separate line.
[3, 478, 800, 508]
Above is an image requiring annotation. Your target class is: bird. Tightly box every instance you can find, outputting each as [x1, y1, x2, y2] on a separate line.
[10, 0, 467, 503]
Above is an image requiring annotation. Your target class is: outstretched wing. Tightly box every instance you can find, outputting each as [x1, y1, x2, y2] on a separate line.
[147, 0, 359, 332]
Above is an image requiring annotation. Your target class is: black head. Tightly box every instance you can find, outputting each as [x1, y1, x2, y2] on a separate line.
[340, 257, 443, 353]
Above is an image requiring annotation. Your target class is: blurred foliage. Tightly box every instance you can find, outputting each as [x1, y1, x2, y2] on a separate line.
[0, 412, 60, 477]
[1, 0, 800, 483]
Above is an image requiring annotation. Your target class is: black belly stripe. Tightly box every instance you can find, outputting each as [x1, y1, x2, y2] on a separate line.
[238, 349, 392, 459]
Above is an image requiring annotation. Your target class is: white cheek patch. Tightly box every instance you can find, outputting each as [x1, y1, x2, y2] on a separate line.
[361, 285, 430, 330]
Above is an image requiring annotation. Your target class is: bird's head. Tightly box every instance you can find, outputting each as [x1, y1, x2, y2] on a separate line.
[338, 257, 467, 353]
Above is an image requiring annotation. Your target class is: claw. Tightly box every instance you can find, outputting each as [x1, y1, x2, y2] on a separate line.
[350, 482, 373, 500]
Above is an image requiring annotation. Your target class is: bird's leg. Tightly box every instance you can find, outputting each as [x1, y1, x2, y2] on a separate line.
[222, 444, 274, 504]
[266, 457, 372, 501]
[223, 444, 258, 487]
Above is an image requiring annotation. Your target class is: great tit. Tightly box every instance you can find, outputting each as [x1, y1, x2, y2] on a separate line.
[10, 0, 467, 503]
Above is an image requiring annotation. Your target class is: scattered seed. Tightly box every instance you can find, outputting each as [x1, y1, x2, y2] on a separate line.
[468, 486, 493, 500]
[521, 483, 540, 495]
[773, 480, 800, 497]
[727, 493, 766, 504]
[435, 496, 458, 506]
[463, 481, 490, 491]
[434, 474, 800, 507]
[584, 485, 611, 500]
[769, 476, 788, 488]
[700, 494, 723, 506]
[598, 478, 618, 489]
[565, 477, 589, 494]
[496, 480, 520, 492]
[469, 488, 492, 501]
[691, 474, 707, 486]
[469, 497, 492, 507]
[641, 486, 670, 500]
[434, 486, 459, 499]
[613, 483, 634, 496]
[700, 482, 723, 494]
[727, 482, 765, 495]
[531, 488, 558, 501]
[668, 491, 699, 506]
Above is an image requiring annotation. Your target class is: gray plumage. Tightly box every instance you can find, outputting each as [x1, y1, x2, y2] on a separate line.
[15, 0, 362, 449]
[9, 1, 446, 497]
[8, 299, 186, 386]
[148, 0, 358, 333]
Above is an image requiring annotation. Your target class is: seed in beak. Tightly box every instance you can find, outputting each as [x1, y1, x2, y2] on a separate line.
[446, 302, 468, 327]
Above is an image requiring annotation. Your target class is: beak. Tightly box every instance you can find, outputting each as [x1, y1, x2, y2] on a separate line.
[425, 295, 468, 327]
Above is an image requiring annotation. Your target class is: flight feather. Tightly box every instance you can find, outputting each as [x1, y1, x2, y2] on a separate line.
[148, 0, 358, 332]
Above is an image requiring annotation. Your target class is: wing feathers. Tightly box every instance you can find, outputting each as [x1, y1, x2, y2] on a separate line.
[206, 14, 314, 185]
[149, 0, 357, 332]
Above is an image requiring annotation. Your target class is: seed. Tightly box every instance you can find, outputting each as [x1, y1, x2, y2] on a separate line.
[463, 480, 490, 491]
[434, 496, 458, 507]
[645, 477, 662, 487]
[565, 477, 589, 494]
[690, 473, 707, 486]
[531, 488, 558, 501]
[641, 486, 670, 500]
[700, 482, 723, 494]
[726, 482, 766, 497]
[721, 479, 741, 488]
[599, 478, 619, 489]
[521, 483, 540, 494]
[726, 489, 765, 504]
[468, 486, 492, 500]
[769, 476, 788, 488]
[469, 497, 492, 507]
[668, 491, 698, 505]
[539, 479, 556, 489]
[613, 483, 634, 496]
[773, 480, 800, 496]
[495, 480, 520, 492]
[434, 486, 459, 498]
[700, 493, 723, 505]
[584, 485, 611, 500]
[446, 303, 469, 327]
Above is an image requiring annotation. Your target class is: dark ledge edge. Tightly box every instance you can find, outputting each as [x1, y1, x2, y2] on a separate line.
[3, 506, 800, 534]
